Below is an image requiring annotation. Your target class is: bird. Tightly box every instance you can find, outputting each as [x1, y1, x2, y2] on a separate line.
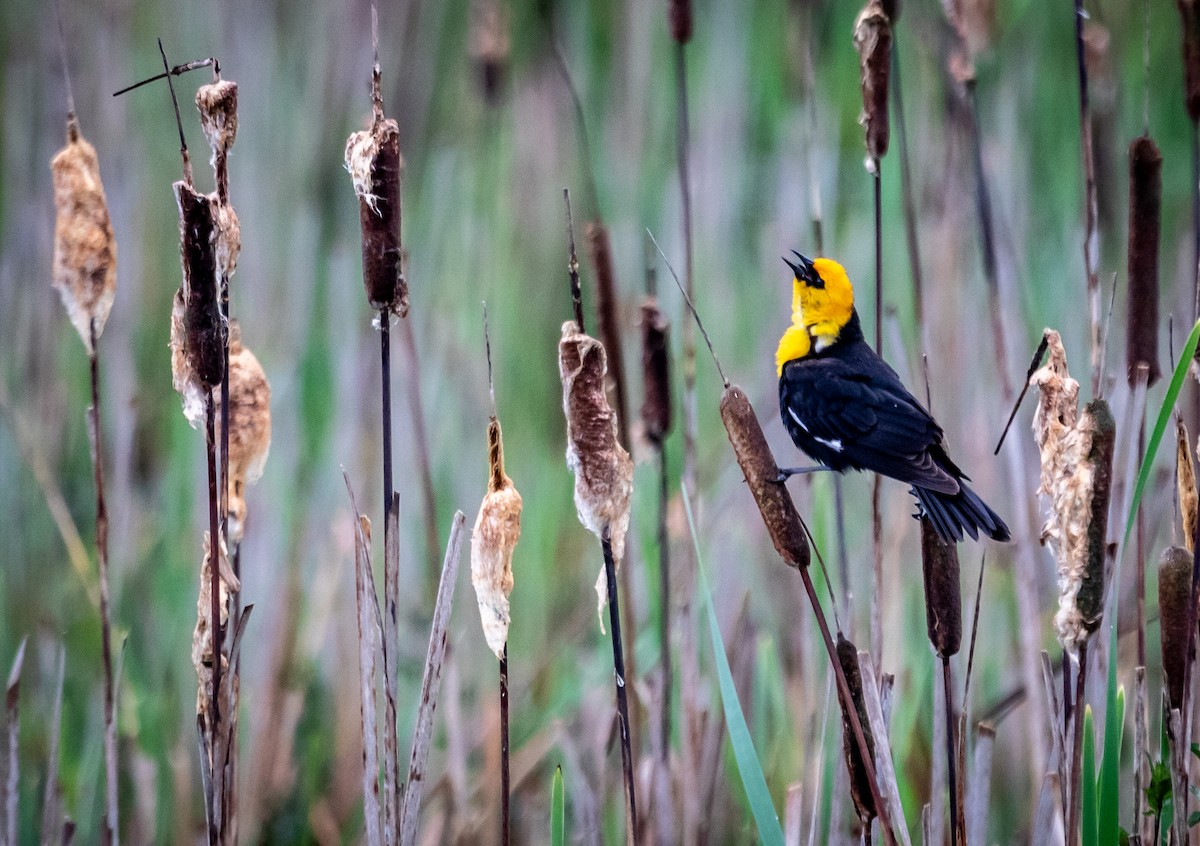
[775, 251, 1010, 544]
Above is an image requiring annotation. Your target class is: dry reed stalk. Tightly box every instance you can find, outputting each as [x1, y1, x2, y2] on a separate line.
[837, 636, 877, 830]
[41, 645, 66, 846]
[1126, 136, 1162, 387]
[382, 498, 400, 844]
[3, 640, 25, 846]
[470, 406, 522, 846]
[1071, 0, 1102, 390]
[965, 723, 995, 846]
[1133, 667, 1150, 845]
[1159, 547, 1191, 712]
[50, 108, 120, 846]
[345, 478, 384, 846]
[857, 652, 911, 846]
[1169, 705, 1189, 845]
[399, 511, 466, 846]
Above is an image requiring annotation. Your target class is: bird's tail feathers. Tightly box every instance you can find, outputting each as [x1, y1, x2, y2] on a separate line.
[913, 482, 1010, 544]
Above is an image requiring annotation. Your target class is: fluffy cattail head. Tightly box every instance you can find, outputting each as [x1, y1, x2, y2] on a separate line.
[345, 118, 409, 317]
[192, 532, 239, 715]
[719, 385, 810, 569]
[175, 182, 224, 391]
[1126, 135, 1162, 387]
[470, 416, 523, 659]
[219, 324, 272, 545]
[1032, 332, 1115, 653]
[640, 299, 672, 445]
[837, 634, 877, 823]
[668, 0, 693, 44]
[1159, 546, 1192, 711]
[853, 0, 892, 163]
[1179, 419, 1198, 552]
[195, 80, 238, 162]
[920, 517, 962, 658]
[50, 122, 116, 354]
[559, 322, 633, 613]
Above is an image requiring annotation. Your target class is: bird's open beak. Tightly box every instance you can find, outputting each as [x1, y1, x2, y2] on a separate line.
[782, 250, 814, 280]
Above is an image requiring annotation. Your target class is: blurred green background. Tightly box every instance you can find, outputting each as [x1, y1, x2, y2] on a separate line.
[2, 0, 1198, 842]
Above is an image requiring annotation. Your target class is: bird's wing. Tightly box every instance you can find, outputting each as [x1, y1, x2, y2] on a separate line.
[780, 355, 960, 493]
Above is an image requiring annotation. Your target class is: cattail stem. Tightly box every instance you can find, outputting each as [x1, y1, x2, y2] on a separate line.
[500, 644, 510, 846]
[1072, 0, 1102, 394]
[1066, 644, 1087, 846]
[602, 530, 638, 839]
[942, 658, 958, 846]
[891, 49, 924, 332]
[657, 445, 671, 764]
[381, 310, 393, 560]
[205, 394, 223, 762]
[88, 321, 118, 845]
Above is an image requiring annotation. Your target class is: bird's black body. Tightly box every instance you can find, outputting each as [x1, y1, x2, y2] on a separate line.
[779, 309, 1010, 543]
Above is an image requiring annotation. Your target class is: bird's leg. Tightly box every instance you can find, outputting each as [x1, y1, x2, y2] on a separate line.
[774, 465, 834, 483]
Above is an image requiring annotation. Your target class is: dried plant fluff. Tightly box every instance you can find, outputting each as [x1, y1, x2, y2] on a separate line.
[192, 531, 238, 715]
[470, 417, 523, 659]
[50, 121, 116, 354]
[169, 287, 206, 427]
[558, 322, 633, 616]
[1031, 329, 1115, 653]
[214, 202, 241, 281]
[219, 325, 271, 545]
[196, 80, 238, 162]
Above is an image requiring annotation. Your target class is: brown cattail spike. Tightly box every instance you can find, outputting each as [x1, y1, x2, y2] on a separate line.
[586, 222, 629, 447]
[1178, 0, 1200, 120]
[559, 322, 634, 611]
[469, 0, 509, 104]
[175, 182, 224, 390]
[345, 112, 409, 318]
[1159, 546, 1192, 711]
[1126, 134, 1162, 386]
[837, 633, 877, 823]
[920, 517, 962, 658]
[668, 0, 693, 44]
[640, 299, 672, 445]
[471, 416, 523, 659]
[853, 0, 892, 162]
[1076, 399, 1115, 630]
[719, 385, 810, 569]
[50, 121, 117, 354]
[1179, 419, 1198, 551]
[219, 325, 272, 545]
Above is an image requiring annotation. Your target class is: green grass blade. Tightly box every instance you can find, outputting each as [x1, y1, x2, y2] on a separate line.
[683, 488, 786, 846]
[1082, 706, 1098, 846]
[1099, 685, 1124, 846]
[1123, 319, 1200, 547]
[551, 765, 565, 846]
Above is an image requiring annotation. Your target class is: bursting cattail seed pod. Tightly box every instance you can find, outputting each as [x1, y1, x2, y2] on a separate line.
[192, 531, 238, 714]
[1178, 419, 1198, 551]
[50, 119, 116, 354]
[920, 517, 962, 658]
[640, 299, 672, 445]
[196, 81, 238, 171]
[559, 322, 633, 612]
[218, 324, 272, 545]
[470, 417, 523, 659]
[1126, 135, 1162, 387]
[853, 0, 892, 163]
[1178, 0, 1200, 120]
[176, 183, 223, 387]
[345, 114, 409, 318]
[719, 385, 810, 569]
[668, 0, 693, 44]
[1031, 330, 1115, 653]
[837, 633, 877, 824]
[1159, 546, 1192, 711]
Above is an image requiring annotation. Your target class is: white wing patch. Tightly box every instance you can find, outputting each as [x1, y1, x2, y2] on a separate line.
[814, 435, 843, 452]
[787, 407, 809, 432]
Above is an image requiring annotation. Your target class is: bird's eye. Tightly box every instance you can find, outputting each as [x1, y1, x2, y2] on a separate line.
[807, 270, 825, 290]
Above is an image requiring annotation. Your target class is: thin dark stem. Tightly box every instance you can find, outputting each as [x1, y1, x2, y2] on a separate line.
[221, 284, 231, 617]
[500, 644, 510, 846]
[797, 564, 897, 846]
[873, 164, 882, 355]
[89, 321, 118, 845]
[1136, 423, 1146, 669]
[657, 445, 672, 763]
[564, 189, 584, 331]
[675, 40, 697, 509]
[892, 47, 924, 329]
[381, 309, 394, 565]
[871, 160, 883, 669]
[602, 530, 638, 838]
[157, 39, 192, 185]
[205, 393, 222, 733]
[943, 658, 959, 846]
[1072, 0, 1101, 394]
[52, 0, 76, 121]
[1067, 644, 1088, 846]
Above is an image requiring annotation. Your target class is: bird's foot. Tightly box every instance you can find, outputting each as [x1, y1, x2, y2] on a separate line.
[774, 465, 832, 483]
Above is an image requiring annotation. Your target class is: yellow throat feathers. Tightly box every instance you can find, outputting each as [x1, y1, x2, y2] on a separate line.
[775, 258, 855, 375]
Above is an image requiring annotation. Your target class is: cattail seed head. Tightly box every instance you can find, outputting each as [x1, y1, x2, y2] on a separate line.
[1178, 419, 1198, 551]
[640, 299, 672, 445]
[719, 385, 810, 569]
[853, 0, 892, 162]
[920, 517, 962, 658]
[668, 0, 693, 44]
[192, 531, 238, 716]
[471, 416, 523, 659]
[1159, 546, 1193, 711]
[174, 181, 224, 390]
[345, 118, 409, 317]
[195, 80, 238, 162]
[50, 121, 116, 354]
[837, 633, 877, 823]
[218, 325, 272, 545]
[1178, 0, 1200, 120]
[1126, 134, 1162, 387]
[559, 322, 633, 612]
[1032, 331, 1115, 653]
[469, 0, 510, 104]
[586, 222, 627, 438]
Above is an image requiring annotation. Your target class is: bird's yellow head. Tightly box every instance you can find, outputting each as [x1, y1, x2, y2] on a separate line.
[775, 253, 856, 375]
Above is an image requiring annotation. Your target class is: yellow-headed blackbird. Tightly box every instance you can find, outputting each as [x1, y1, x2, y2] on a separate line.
[776, 252, 1010, 544]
